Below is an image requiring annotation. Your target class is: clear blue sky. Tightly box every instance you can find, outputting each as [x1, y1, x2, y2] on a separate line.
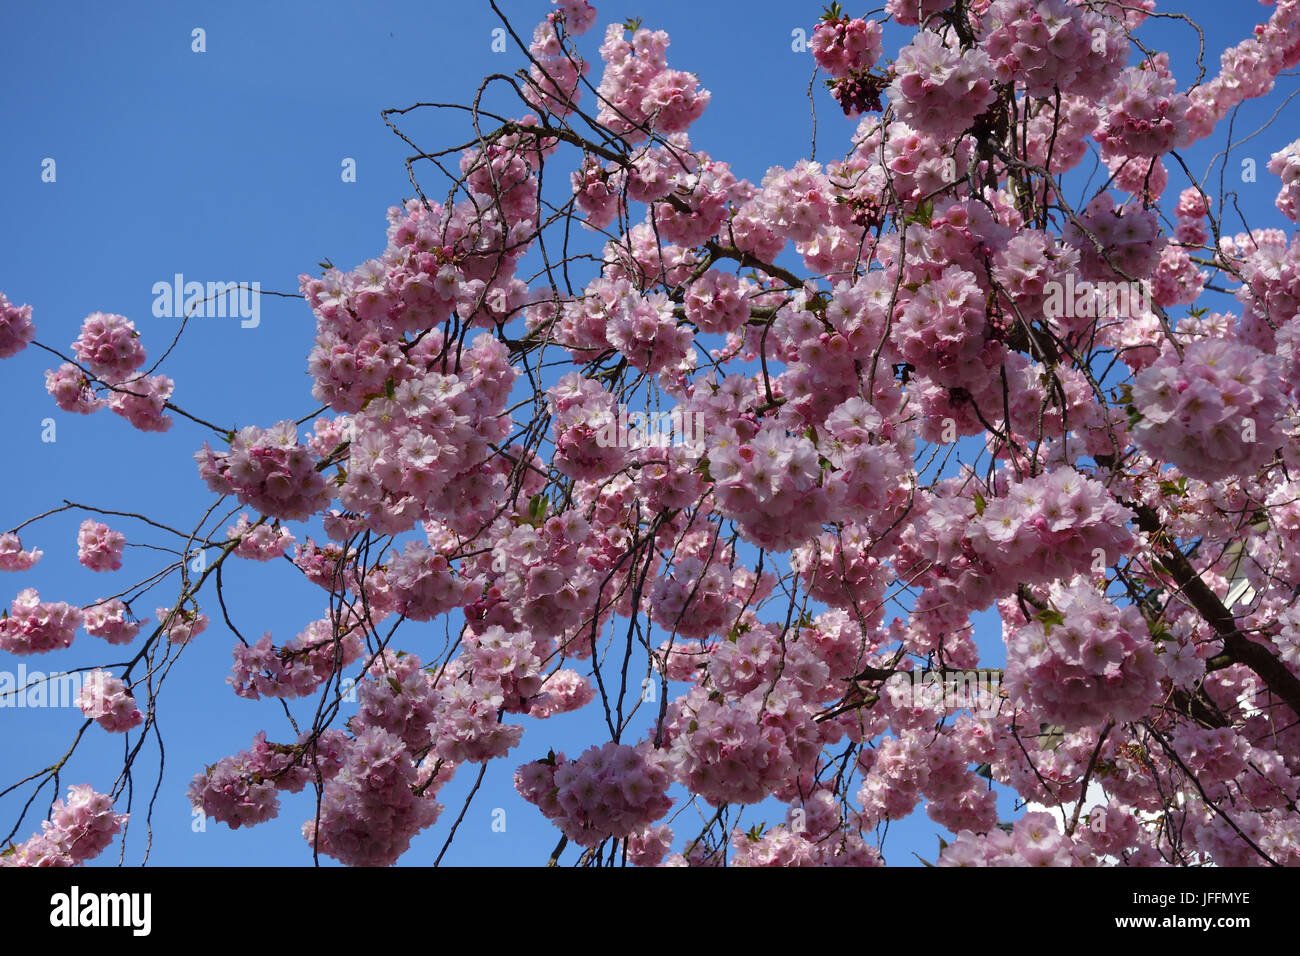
[0, 0, 1292, 866]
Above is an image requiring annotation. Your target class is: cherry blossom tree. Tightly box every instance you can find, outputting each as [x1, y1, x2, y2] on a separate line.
[5, 0, 1300, 867]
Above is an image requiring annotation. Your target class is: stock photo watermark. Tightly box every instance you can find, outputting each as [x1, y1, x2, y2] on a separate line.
[883, 668, 1004, 717]
[594, 405, 707, 456]
[1043, 276, 1151, 320]
[0, 665, 100, 708]
[151, 274, 261, 328]
[49, 886, 151, 936]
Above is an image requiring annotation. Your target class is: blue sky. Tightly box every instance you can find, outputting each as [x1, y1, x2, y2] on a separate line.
[0, 0, 1294, 866]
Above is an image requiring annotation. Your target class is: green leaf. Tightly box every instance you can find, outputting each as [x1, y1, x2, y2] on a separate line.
[1156, 476, 1188, 498]
[903, 200, 934, 227]
[1035, 608, 1065, 633]
[528, 494, 548, 525]
[973, 491, 986, 516]
[1039, 724, 1066, 751]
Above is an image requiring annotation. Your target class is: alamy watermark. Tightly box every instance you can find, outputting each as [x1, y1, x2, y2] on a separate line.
[594, 405, 706, 457]
[1043, 275, 1150, 320]
[50, 886, 151, 936]
[0, 666, 103, 708]
[152, 273, 261, 328]
[883, 668, 1003, 717]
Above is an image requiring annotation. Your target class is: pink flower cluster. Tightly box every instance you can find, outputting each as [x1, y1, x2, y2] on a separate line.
[1094, 63, 1191, 159]
[894, 266, 1000, 392]
[303, 727, 449, 866]
[812, 15, 883, 79]
[752, 161, 834, 246]
[44, 363, 103, 415]
[523, 14, 589, 117]
[0, 292, 35, 359]
[465, 508, 620, 644]
[992, 229, 1085, 331]
[856, 729, 997, 832]
[462, 625, 555, 713]
[527, 668, 595, 718]
[684, 270, 756, 335]
[45, 312, 174, 430]
[888, 31, 996, 141]
[0, 533, 41, 571]
[107, 373, 174, 432]
[0, 588, 82, 655]
[352, 651, 442, 750]
[939, 811, 1084, 865]
[428, 677, 524, 763]
[1174, 187, 1210, 245]
[76, 670, 143, 733]
[978, 0, 1126, 98]
[1227, 231, 1300, 353]
[1269, 138, 1300, 223]
[970, 467, 1137, 588]
[708, 421, 827, 552]
[0, 786, 127, 867]
[515, 742, 673, 847]
[854, 120, 973, 208]
[650, 546, 759, 640]
[1130, 338, 1286, 482]
[370, 539, 470, 622]
[1182, 0, 1300, 145]
[1002, 578, 1162, 728]
[552, 0, 597, 34]
[227, 514, 296, 561]
[155, 603, 208, 644]
[886, 0, 953, 27]
[812, 14, 885, 114]
[548, 372, 629, 481]
[189, 730, 349, 830]
[605, 289, 693, 375]
[301, 251, 520, 533]
[228, 619, 364, 700]
[83, 599, 145, 645]
[76, 519, 125, 572]
[71, 312, 147, 384]
[662, 682, 825, 806]
[1064, 193, 1164, 281]
[197, 421, 332, 522]
[595, 23, 710, 142]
